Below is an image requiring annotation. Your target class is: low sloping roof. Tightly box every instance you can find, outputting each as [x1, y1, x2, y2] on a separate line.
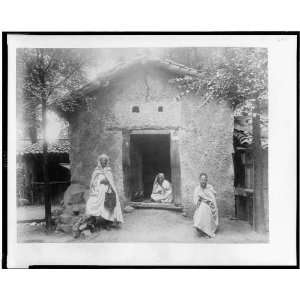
[18, 139, 70, 155]
[234, 116, 268, 149]
[234, 129, 268, 149]
[52, 56, 200, 113]
[73, 56, 199, 95]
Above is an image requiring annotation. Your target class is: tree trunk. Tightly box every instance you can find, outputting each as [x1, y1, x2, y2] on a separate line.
[252, 98, 266, 233]
[25, 101, 38, 143]
[28, 126, 38, 144]
[42, 97, 51, 230]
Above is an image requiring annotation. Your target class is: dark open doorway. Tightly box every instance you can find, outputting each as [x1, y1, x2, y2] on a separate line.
[130, 134, 171, 199]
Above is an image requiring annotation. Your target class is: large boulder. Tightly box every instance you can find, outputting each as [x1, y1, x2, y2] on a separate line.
[55, 183, 90, 235]
[63, 183, 89, 214]
[63, 183, 89, 205]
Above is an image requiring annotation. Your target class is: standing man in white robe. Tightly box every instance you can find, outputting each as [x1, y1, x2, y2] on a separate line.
[86, 154, 124, 227]
[193, 173, 219, 238]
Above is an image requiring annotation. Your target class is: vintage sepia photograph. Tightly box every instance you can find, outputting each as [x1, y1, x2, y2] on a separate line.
[16, 46, 269, 243]
[4, 33, 298, 267]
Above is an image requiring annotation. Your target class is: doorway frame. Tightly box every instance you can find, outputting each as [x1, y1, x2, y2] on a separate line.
[122, 128, 182, 205]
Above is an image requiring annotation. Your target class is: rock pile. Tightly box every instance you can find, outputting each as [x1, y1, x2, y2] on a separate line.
[54, 183, 129, 238]
[54, 183, 91, 237]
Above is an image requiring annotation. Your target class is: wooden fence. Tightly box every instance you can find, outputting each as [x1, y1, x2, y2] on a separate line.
[30, 181, 70, 205]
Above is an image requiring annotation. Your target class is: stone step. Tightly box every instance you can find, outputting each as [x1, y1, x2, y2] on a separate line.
[128, 201, 183, 212]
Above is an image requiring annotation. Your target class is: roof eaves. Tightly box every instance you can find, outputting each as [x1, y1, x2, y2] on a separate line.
[58, 57, 200, 105]
[18, 140, 71, 156]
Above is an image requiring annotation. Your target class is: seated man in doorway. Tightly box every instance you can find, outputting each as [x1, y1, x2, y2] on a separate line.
[150, 173, 173, 203]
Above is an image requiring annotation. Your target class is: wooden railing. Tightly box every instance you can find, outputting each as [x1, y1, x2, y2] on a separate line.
[31, 181, 70, 205]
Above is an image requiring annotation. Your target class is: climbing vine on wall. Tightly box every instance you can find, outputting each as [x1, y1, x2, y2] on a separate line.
[169, 48, 268, 118]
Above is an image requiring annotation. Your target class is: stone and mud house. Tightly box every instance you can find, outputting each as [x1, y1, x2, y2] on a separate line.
[54, 57, 236, 218]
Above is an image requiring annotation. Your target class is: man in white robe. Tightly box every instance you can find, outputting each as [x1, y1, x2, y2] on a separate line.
[193, 173, 218, 238]
[86, 154, 123, 224]
[150, 173, 173, 203]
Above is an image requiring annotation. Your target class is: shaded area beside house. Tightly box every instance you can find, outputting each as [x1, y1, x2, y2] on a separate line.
[17, 139, 71, 206]
[233, 116, 268, 231]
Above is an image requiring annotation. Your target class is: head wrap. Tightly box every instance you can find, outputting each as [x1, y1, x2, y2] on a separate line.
[153, 173, 165, 187]
[95, 154, 110, 171]
[97, 153, 109, 163]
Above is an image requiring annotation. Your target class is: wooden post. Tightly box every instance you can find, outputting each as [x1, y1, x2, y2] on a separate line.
[122, 130, 131, 201]
[253, 99, 266, 233]
[42, 97, 51, 230]
[170, 130, 182, 205]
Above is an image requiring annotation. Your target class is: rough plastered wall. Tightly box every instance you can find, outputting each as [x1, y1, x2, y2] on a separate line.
[107, 67, 181, 129]
[69, 110, 124, 200]
[69, 66, 234, 216]
[180, 97, 235, 217]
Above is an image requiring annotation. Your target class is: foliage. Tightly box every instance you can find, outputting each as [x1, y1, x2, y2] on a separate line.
[169, 48, 268, 118]
[17, 48, 90, 139]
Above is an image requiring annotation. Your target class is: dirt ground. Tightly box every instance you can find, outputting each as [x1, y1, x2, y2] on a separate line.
[17, 205, 60, 221]
[17, 207, 268, 243]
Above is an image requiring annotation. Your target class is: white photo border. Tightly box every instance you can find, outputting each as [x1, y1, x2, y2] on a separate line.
[3, 32, 299, 268]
